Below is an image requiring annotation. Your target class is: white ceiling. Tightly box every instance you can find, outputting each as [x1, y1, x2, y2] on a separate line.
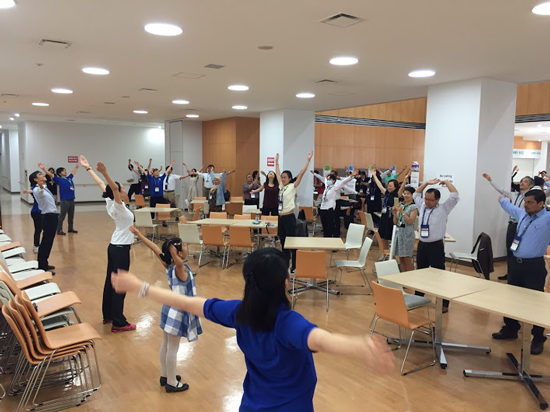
[516, 121, 550, 141]
[1, 0, 550, 127]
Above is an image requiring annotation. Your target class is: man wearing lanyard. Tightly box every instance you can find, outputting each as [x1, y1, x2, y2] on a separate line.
[32, 165, 58, 275]
[41, 163, 79, 235]
[136, 161, 172, 217]
[413, 178, 460, 312]
[483, 173, 534, 280]
[199, 164, 222, 198]
[492, 190, 550, 355]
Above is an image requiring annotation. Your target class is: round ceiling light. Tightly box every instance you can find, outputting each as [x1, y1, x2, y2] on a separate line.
[532, 1, 550, 15]
[0, 0, 16, 8]
[32, 102, 49, 107]
[408, 69, 436, 78]
[228, 85, 249, 91]
[82, 67, 110, 75]
[296, 92, 315, 99]
[232, 105, 247, 110]
[144, 23, 183, 36]
[329, 56, 359, 66]
[133, 110, 148, 114]
[52, 88, 73, 94]
[9, 117, 14, 121]
[186, 114, 199, 118]
[14, 113, 20, 117]
[172, 99, 189, 105]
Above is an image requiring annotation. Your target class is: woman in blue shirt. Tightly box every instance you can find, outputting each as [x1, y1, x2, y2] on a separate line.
[111, 248, 394, 411]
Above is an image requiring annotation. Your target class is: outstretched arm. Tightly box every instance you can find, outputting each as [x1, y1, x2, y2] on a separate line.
[294, 151, 313, 189]
[166, 160, 175, 174]
[80, 155, 106, 192]
[129, 226, 165, 266]
[416, 179, 440, 194]
[135, 161, 147, 175]
[169, 245, 188, 282]
[370, 169, 386, 195]
[70, 163, 80, 176]
[441, 180, 457, 193]
[38, 163, 54, 178]
[96, 162, 121, 204]
[275, 153, 282, 185]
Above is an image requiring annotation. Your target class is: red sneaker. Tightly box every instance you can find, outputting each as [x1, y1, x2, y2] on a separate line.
[111, 324, 136, 333]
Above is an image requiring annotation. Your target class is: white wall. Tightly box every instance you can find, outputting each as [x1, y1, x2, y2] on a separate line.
[0, 130, 20, 192]
[533, 141, 548, 175]
[0, 131, 8, 190]
[20, 121, 165, 203]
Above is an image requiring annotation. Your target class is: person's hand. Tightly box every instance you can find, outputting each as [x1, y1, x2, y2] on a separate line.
[80, 155, 90, 168]
[401, 165, 407, 172]
[361, 335, 395, 375]
[149, 158, 152, 163]
[134, 161, 140, 167]
[129, 226, 140, 235]
[513, 165, 519, 172]
[405, 168, 412, 177]
[392, 206, 399, 215]
[169, 244, 178, 257]
[482, 173, 492, 182]
[275, 153, 279, 163]
[352, 170, 359, 177]
[170, 160, 175, 165]
[307, 151, 313, 161]
[261, 171, 267, 177]
[426, 178, 440, 185]
[128, 158, 132, 164]
[96, 162, 107, 174]
[439, 180, 450, 186]
[111, 270, 142, 294]
[38, 163, 45, 170]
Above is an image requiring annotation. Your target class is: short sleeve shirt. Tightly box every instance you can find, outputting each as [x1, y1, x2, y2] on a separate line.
[147, 174, 166, 197]
[105, 199, 134, 245]
[278, 183, 297, 214]
[54, 174, 76, 200]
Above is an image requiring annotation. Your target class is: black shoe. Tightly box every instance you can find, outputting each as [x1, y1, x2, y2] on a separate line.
[162, 222, 168, 227]
[46, 265, 55, 270]
[498, 274, 508, 281]
[492, 328, 518, 340]
[57, 231, 66, 236]
[68, 229, 78, 233]
[165, 382, 189, 393]
[531, 338, 547, 355]
[160, 375, 181, 387]
[442, 307, 449, 313]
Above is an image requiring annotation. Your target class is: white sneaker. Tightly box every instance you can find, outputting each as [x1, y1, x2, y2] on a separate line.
[33, 246, 39, 253]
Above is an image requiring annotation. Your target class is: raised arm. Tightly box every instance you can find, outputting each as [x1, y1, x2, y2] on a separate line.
[166, 160, 175, 174]
[482, 173, 511, 197]
[416, 179, 440, 194]
[251, 184, 265, 194]
[147, 158, 153, 171]
[135, 161, 147, 176]
[293, 151, 313, 189]
[275, 153, 282, 186]
[38, 163, 54, 178]
[441, 180, 457, 193]
[96, 162, 121, 204]
[169, 245, 188, 282]
[129, 226, 165, 266]
[398, 170, 411, 197]
[70, 163, 80, 176]
[80, 155, 106, 192]
[111, 270, 206, 317]
[370, 169, 386, 194]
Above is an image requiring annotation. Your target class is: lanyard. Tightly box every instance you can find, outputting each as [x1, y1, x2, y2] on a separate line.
[165, 174, 170, 189]
[279, 184, 290, 201]
[323, 185, 334, 201]
[516, 214, 537, 237]
[421, 206, 437, 226]
[398, 203, 413, 224]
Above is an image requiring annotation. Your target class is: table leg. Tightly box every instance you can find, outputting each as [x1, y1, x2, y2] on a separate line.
[292, 279, 341, 295]
[464, 323, 550, 410]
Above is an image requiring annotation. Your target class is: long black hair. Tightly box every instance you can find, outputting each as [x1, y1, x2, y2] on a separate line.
[102, 182, 122, 200]
[236, 248, 290, 332]
[281, 170, 296, 184]
[159, 237, 183, 266]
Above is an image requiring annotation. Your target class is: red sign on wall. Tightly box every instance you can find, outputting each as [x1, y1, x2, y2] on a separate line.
[68, 156, 78, 163]
[267, 157, 275, 167]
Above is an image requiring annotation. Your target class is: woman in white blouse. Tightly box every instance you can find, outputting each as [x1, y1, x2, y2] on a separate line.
[318, 170, 358, 237]
[80, 155, 136, 333]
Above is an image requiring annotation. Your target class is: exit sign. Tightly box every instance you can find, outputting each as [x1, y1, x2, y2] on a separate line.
[267, 157, 275, 167]
[68, 156, 78, 163]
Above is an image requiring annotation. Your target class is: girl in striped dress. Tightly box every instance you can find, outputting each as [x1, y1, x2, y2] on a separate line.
[130, 227, 203, 393]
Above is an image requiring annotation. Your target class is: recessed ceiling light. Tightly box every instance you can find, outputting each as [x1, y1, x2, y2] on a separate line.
[228, 85, 249, 91]
[32, 102, 49, 107]
[232, 105, 247, 110]
[144, 23, 183, 36]
[329, 56, 358, 66]
[133, 110, 148, 114]
[172, 99, 189, 105]
[532, 1, 550, 15]
[14, 113, 19, 117]
[82, 67, 110, 75]
[538, 124, 543, 127]
[0, 125, 2, 128]
[539, 139, 542, 142]
[186, 114, 199, 118]
[9, 117, 14, 120]
[0, 0, 16, 9]
[52, 88, 73, 94]
[296, 92, 315, 99]
[408, 69, 436, 78]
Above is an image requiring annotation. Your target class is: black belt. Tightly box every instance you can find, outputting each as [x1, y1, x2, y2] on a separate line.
[44, 212, 59, 216]
[164, 190, 174, 192]
[514, 256, 544, 264]
[508, 220, 518, 225]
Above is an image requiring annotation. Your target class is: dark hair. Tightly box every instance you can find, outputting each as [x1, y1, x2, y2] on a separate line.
[208, 164, 214, 169]
[128, 164, 134, 171]
[29, 171, 41, 187]
[281, 170, 296, 184]
[387, 179, 399, 191]
[236, 248, 290, 332]
[403, 186, 416, 195]
[426, 188, 441, 199]
[151, 168, 159, 174]
[252, 170, 259, 180]
[525, 189, 546, 204]
[327, 173, 337, 182]
[521, 176, 535, 186]
[56, 167, 65, 176]
[314, 169, 320, 175]
[191, 168, 197, 173]
[266, 170, 278, 186]
[102, 182, 122, 200]
[534, 176, 545, 187]
[48, 167, 55, 173]
[159, 238, 183, 266]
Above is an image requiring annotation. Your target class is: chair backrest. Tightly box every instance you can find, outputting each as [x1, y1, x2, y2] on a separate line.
[134, 211, 155, 228]
[358, 211, 367, 226]
[375, 259, 404, 291]
[201, 225, 225, 246]
[0, 270, 19, 295]
[0, 258, 14, 276]
[156, 203, 171, 221]
[365, 213, 375, 232]
[194, 196, 206, 201]
[228, 226, 253, 248]
[194, 201, 205, 211]
[230, 196, 243, 202]
[242, 205, 257, 215]
[225, 202, 243, 216]
[179, 215, 188, 224]
[357, 237, 373, 266]
[299, 206, 315, 222]
[210, 212, 227, 219]
[192, 209, 201, 221]
[11, 297, 45, 358]
[345, 223, 365, 248]
[295, 251, 326, 279]
[1, 305, 39, 365]
[134, 194, 146, 207]
[261, 215, 278, 222]
[178, 224, 202, 245]
[234, 214, 251, 220]
[374, 230, 388, 254]
[371, 282, 409, 328]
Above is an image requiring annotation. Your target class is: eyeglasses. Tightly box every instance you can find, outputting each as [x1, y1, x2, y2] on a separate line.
[424, 197, 437, 202]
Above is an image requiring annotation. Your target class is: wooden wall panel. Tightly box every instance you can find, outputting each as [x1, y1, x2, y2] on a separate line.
[513, 136, 542, 150]
[516, 81, 550, 116]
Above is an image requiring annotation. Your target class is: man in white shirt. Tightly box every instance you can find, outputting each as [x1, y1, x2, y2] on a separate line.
[341, 171, 357, 200]
[198, 164, 223, 198]
[164, 165, 187, 207]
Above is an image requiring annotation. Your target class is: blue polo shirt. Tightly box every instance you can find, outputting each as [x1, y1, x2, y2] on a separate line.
[54, 174, 75, 201]
[203, 299, 318, 412]
[147, 174, 166, 198]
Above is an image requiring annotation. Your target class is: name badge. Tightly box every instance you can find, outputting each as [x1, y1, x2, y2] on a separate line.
[420, 224, 429, 238]
[381, 207, 387, 214]
[209, 194, 213, 200]
[145, 184, 149, 189]
[251, 193, 256, 199]
[155, 187, 160, 193]
[510, 235, 521, 252]
[70, 186, 75, 191]
[278, 199, 283, 212]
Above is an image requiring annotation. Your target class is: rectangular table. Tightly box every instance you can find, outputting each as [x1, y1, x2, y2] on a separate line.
[456, 286, 550, 410]
[231, 220, 278, 229]
[382, 268, 493, 368]
[134, 207, 181, 213]
[242, 208, 262, 215]
[188, 218, 235, 226]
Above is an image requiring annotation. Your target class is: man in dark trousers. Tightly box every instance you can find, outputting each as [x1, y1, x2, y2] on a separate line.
[491, 189, 550, 355]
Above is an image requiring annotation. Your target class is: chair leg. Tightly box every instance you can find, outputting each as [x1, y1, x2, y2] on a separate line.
[325, 276, 329, 311]
[370, 316, 379, 336]
[401, 329, 415, 375]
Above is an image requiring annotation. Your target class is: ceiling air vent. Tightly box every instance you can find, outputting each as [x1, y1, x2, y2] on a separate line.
[204, 64, 224, 69]
[320, 13, 364, 28]
[76, 111, 90, 114]
[38, 39, 72, 49]
[138, 88, 158, 92]
[315, 79, 338, 84]
[104, 102, 115, 105]
[173, 72, 205, 79]
[1, 93, 19, 97]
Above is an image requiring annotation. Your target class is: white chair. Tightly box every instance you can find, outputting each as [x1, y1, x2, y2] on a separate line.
[134, 211, 159, 242]
[178, 224, 203, 261]
[242, 205, 258, 215]
[449, 237, 483, 277]
[0, 254, 39, 274]
[364, 212, 376, 238]
[334, 237, 373, 292]
[329, 223, 365, 266]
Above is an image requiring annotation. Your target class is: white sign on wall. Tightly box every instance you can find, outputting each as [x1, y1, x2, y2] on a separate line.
[513, 149, 541, 159]
[438, 174, 454, 186]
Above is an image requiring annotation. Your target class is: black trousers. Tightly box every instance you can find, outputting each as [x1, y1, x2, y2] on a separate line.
[104, 244, 131, 327]
[504, 257, 547, 341]
[319, 208, 337, 238]
[505, 221, 518, 273]
[150, 196, 169, 218]
[127, 184, 141, 202]
[245, 198, 260, 207]
[278, 213, 297, 270]
[31, 211, 42, 247]
[261, 207, 278, 216]
[416, 240, 449, 308]
[38, 213, 58, 270]
[57, 199, 75, 232]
